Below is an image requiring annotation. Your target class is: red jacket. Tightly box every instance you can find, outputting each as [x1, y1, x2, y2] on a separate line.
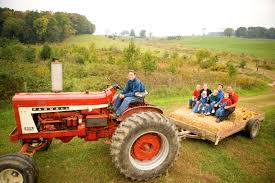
[229, 92, 239, 104]
[221, 98, 232, 106]
[193, 90, 200, 99]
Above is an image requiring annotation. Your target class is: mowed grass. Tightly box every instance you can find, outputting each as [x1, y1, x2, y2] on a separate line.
[0, 98, 274, 183]
[163, 36, 275, 60]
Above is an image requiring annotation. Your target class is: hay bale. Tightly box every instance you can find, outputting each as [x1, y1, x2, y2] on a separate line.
[170, 106, 258, 134]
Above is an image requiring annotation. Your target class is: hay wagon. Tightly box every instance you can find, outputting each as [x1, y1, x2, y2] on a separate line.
[170, 107, 265, 145]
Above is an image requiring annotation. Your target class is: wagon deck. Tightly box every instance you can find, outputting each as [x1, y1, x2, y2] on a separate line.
[170, 107, 264, 145]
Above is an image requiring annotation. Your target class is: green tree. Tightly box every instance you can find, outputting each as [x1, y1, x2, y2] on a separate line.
[123, 41, 140, 69]
[235, 27, 247, 37]
[142, 51, 156, 74]
[267, 28, 275, 39]
[69, 13, 95, 34]
[46, 17, 62, 42]
[120, 30, 129, 36]
[54, 12, 75, 40]
[130, 29, 135, 37]
[139, 30, 146, 38]
[224, 28, 234, 37]
[40, 44, 52, 60]
[33, 16, 49, 41]
[1, 17, 24, 39]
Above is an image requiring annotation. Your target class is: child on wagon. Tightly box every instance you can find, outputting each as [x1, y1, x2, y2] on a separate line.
[189, 84, 201, 109]
[215, 92, 232, 122]
[192, 91, 208, 113]
[205, 89, 219, 115]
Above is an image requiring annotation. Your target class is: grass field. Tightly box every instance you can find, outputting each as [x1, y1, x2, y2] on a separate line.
[0, 95, 274, 183]
[1, 35, 275, 182]
[62, 35, 275, 60]
[160, 36, 275, 60]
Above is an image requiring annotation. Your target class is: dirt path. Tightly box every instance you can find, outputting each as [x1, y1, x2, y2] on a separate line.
[239, 86, 275, 111]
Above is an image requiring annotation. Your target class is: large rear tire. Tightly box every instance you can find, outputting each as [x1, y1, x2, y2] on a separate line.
[111, 112, 180, 181]
[0, 153, 38, 183]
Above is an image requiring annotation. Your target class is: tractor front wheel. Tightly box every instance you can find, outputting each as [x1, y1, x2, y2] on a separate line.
[0, 153, 38, 183]
[111, 112, 180, 181]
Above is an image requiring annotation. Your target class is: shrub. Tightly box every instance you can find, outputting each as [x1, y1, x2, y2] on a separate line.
[210, 64, 227, 72]
[75, 54, 85, 64]
[167, 64, 177, 73]
[0, 45, 15, 60]
[171, 52, 179, 60]
[199, 55, 218, 69]
[195, 49, 210, 63]
[142, 51, 157, 74]
[236, 75, 266, 89]
[228, 64, 238, 79]
[0, 71, 24, 99]
[40, 44, 53, 60]
[123, 41, 140, 69]
[24, 47, 36, 62]
[163, 51, 169, 59]
[239, 60, 247, 68]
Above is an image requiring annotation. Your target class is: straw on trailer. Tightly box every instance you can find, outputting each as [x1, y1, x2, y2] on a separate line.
[170, 107, 257, 134]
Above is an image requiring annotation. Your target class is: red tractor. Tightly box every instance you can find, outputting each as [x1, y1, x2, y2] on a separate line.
[0, 80, 180, 182]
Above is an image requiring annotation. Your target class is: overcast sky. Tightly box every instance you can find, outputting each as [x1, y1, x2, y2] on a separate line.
[1, 0, 275, 36]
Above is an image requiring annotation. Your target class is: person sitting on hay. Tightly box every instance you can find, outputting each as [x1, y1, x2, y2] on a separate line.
[189, 84, 201, 109]
[192, 91, 209, 113]
[215, 86, 239, 122]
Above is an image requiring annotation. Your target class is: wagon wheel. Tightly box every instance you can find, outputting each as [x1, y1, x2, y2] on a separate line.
[246, 119, 260, 139]
[111, 112, 180, 181]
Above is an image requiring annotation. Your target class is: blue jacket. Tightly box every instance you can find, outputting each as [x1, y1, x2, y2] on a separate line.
[121, 78, 145, 97]
[217, 90, 224, 104]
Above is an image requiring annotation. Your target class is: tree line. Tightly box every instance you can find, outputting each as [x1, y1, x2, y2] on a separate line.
[223, 26, 275, 39]
[0, 7, 96, 43]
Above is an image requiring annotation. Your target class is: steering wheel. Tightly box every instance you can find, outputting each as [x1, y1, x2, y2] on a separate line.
[113, 79, 123, 90]
[106, 77, 123, 90]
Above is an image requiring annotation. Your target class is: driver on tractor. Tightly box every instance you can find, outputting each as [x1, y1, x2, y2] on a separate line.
[112, 70, 146, 118]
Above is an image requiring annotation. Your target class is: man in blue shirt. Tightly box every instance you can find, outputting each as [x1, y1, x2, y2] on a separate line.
[113, 70, 145, 117]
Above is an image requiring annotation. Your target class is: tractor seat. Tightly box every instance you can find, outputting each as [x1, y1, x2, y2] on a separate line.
[129, 90, 148, 107]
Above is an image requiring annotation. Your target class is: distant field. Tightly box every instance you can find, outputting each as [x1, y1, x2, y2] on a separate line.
[63, 35, 275, 60]
[164, 36, 275, 60]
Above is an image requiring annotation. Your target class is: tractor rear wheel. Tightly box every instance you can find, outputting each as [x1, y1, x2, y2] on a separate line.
[111, 112, 180, 181]
[0, 153, 38, 183]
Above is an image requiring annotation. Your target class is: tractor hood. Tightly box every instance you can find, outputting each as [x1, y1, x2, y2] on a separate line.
[12, 87, 116, 107]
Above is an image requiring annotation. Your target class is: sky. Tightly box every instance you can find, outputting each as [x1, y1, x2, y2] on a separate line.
[0, 0, 275, 36]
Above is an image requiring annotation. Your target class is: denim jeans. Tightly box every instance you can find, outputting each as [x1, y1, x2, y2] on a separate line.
[192, 102, 207, 113]
[114, 96, 143, 116]
[206, 102, 216, 113]
[216, 107, 235, 120]
[189, 99, 197, 108]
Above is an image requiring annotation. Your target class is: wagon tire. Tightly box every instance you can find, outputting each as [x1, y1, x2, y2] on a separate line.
[0, 153, 37, 183]
[246, 119, 260, 139]
[111, 112, 180, 181]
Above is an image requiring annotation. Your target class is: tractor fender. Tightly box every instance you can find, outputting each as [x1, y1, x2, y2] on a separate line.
[117, 106, 163, 121]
